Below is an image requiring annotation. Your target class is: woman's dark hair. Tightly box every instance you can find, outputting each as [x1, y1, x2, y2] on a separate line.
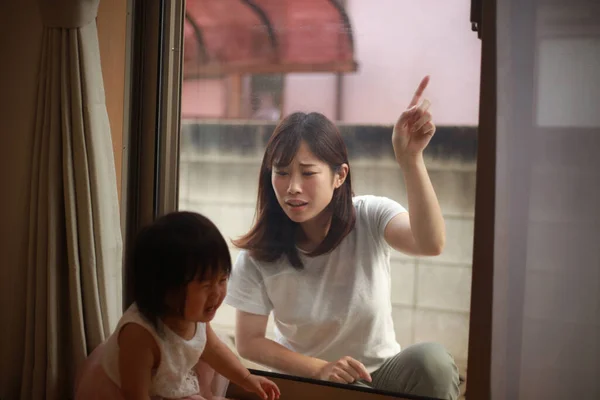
[233, 112, 355, 269]
[128, 211, 231, 331]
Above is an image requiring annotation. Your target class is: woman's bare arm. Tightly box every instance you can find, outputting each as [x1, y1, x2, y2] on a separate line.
[234, 311, 328, 378]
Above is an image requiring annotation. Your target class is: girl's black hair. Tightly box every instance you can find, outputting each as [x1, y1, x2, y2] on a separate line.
[128, 211, 231, 331]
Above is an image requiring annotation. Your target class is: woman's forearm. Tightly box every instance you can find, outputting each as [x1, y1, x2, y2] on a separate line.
[399, 154, 445, 255]
[238, 336, 327, 379]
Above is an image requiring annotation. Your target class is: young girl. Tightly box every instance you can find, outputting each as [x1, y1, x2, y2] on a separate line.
[224, 77, 460, 400]
[100, 211, 280, 400]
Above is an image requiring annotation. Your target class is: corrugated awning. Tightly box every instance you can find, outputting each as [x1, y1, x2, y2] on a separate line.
[184, 0, 358, 77]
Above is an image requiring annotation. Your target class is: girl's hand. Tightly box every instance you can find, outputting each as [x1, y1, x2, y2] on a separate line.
[241, 374, 281, 400]
[392, 76, 437, 166]
[314, 356, 372, 384]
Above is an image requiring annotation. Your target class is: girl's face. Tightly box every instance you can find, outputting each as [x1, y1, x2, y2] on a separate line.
[271, 141, 347, 225]
[183, 272, 228, 322]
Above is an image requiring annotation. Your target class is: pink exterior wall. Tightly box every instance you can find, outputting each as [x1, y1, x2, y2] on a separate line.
[282, 74, 338, 121]
[181, 79, 227, 119]
[182, 0, 481, 126]
[285, 0, 482, 126]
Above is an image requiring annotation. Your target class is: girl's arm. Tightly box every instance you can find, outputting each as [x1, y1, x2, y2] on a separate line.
[200, 322, 252, 385]
[118, 323, 160, 400]
[201, 322, 281, 399]
[384, 76, 445, 256]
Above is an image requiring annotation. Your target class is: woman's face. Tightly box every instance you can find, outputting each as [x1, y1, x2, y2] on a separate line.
[271, 141, 347, 224]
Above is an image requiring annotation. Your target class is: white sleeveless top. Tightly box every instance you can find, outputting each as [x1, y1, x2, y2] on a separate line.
[101, 303, 207, 398]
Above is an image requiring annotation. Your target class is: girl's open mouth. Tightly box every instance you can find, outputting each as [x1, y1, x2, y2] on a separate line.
[205, 305, 217, 314]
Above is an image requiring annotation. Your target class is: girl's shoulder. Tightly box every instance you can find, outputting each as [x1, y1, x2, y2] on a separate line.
[118, 321, 161, 368]
[115, 304, 162, 350]
[113, 306, 162, 371]
[118, 303, 158, 334]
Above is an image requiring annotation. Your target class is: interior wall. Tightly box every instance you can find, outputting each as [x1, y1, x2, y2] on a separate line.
[341, 0, 481, 125]
[97, 0, 128, 203]
[0, 1, 127, 397]
[282, 0, 481, 125]
[0, 1, 43, 396]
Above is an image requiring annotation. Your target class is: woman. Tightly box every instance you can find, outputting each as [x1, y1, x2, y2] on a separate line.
[224, 77, 460, 400]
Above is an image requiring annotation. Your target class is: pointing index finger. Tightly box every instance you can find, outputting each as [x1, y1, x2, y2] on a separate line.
[408, 75, 430, 108]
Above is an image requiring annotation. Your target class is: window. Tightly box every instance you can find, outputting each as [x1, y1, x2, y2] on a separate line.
[173, 0, 481, 396]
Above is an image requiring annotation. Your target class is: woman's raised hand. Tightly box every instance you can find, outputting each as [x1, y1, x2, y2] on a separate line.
[392, 76, 437, 166]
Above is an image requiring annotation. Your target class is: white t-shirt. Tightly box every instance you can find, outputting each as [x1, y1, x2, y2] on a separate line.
[224, 195, 407, 373]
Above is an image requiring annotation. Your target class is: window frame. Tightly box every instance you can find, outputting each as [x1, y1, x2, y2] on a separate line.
[124, 1, 498, 397]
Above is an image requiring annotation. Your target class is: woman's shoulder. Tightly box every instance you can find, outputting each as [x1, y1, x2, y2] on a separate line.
[229, 249, 291, 284]
[353, 194, 381, 206]
[233, 249, 259, 269]
[352, 195, 407, 229]
[234, 249, 284, 269]
[352, 194, 398, 213]
[232, 249, 268, 278]
[353, 194, 405, 207]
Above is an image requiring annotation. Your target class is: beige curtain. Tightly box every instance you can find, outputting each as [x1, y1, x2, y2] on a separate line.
[492, 0, 600, 399]
[21, 0, 123, 398]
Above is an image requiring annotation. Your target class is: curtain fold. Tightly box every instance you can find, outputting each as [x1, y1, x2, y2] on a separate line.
[21, 1, 123, 398]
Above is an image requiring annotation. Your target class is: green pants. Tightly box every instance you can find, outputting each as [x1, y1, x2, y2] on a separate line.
[356, 342, 460, 400]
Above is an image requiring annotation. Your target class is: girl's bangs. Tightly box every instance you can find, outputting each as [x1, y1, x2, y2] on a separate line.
[186, 236, 232, 283]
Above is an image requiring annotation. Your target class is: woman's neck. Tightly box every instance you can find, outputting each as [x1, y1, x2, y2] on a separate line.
[161, 315, 196, 340]
[297, 211, 332, 252]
